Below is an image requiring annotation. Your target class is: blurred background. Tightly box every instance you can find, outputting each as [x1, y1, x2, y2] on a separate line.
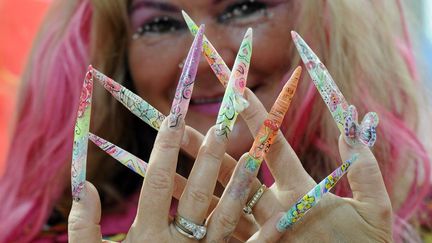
[0, 0, 51, 175]
[0, 0, 431, 176]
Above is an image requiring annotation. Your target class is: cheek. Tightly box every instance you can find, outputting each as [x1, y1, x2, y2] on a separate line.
[253, 24, 292, 75]
[252, 7, 294, 77]
[127, 36, 191, 112]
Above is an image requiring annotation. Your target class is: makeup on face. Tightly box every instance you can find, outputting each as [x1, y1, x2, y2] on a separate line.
[127, 0, 294, 158]
[129, 0, 287, 39]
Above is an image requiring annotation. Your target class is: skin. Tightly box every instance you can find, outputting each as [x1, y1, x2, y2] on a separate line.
[69, 0, 393, 241]
[128, 0, 293, 159]
[68, 116, 284, 242]
[68, 90, 393, 242]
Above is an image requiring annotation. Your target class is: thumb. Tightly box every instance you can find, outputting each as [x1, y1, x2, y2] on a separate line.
[68, 181, 102, 243]
[338, 136, 391, 207]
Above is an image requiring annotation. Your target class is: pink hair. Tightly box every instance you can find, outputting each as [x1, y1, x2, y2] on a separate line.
[0, 0, 430, 242]
[0, 1, 92, 241]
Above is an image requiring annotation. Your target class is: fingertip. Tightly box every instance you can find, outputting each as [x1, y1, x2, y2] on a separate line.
[69, 181, 102, 242]
[70, 181, 101, 223]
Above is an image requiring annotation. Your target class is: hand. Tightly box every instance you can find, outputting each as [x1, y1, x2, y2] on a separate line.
[234, 88, 393, 242]
[68, 115, 283, 242]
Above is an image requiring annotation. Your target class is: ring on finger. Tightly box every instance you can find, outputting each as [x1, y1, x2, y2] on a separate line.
[174, 214, 207, 240]
[243, 184, 267, 214]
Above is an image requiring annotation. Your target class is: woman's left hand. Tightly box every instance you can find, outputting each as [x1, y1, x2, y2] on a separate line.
[232, 88, 393, 242]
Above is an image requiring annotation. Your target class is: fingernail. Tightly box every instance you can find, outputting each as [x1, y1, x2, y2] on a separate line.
[169, 25, 204, 128]
[92, 67, 165, 130]
[182, 10, 231, 87]
[246, 67, 301, 173]
[72, 66, 93, 201]
[89, 133, 148, 178]
[276, 153, 359, 232]
[215, 29, 253, 138]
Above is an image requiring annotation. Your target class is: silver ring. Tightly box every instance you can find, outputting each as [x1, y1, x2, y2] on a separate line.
[174, 215, 207, 240]
[243, 184, 267, 214]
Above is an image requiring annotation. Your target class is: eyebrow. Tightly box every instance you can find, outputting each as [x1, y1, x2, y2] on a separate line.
[131, 0, 180, 12]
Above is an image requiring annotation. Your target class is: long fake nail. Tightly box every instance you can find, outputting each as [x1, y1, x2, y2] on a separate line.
[92, 68, 166, 130]
[169, 24, 204, 127]
[71, 66, 93, 201]
[291, 31, 379, 147]
[89, 133, 147, 177]
[182, 10, 231, 87]
[245, 66, 302, 172]
[215, 28, 253, 137]
[276, 153, 359, 232]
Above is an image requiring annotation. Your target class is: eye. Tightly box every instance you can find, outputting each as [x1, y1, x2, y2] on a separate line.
[133, 16, 185, 38]
[218, 0, 267, 23]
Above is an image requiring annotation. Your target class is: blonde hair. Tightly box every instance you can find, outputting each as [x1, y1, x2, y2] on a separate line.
[2, 0, 429, 241]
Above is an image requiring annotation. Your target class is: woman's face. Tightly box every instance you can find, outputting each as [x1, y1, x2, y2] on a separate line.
[128, 0, 294, 159]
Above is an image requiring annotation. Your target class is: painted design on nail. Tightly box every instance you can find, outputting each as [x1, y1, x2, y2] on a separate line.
[169, 25, 204, 127]
[276, 153, 359, 231]
[291, 31, 379, 147]
[245, 67, 301, 172]
[89, 133, 148, 177]
[182, 10, 231, 87]
[344, 105, 379, 147]
[71, 66, 93, 201]
[93, 68, 166, 130]
[215, 28, 252, 137]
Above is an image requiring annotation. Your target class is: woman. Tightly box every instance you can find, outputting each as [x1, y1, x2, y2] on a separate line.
[0, 0, 430, 242]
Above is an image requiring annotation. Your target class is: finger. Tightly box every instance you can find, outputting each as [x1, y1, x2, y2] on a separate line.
[242, 88, 314, 188]
[178, 126, 227, 224]
[205, 154, 255, 242]
[246, 212, 285, 243]
[338, 135, 391, 207]
[231, 215, 259, 242]
[68, 181, 102, 243]
[138, 116, 185, 229]
[182, 126, 263, 194]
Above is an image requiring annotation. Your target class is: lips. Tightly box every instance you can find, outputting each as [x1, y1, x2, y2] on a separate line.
[188, 83, 262, 116]
[190, 95, 224, 105]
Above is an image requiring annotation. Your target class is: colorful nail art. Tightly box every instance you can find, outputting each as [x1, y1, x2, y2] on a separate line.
[92, 68, 166, 130]
[71, 66, 93, 201]
[291, 31, 379, 147]
[89, 133, 147, 177]
[169, 25, 204, 127]
[215, 28, 253, 137]
[245, 67, 302, 172]
[276, 153, 359, 232]
[182, 10, 231, 87]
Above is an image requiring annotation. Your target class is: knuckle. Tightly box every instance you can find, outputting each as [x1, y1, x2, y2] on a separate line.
[216, 211, 238, 232]
[242, 104, 262, 126]
[201, 144, 223, 162]
[188, 187, 211, 204]
[155, 136, 180, 151]
[146, 167, 172, 191]
[68, 213, 89, 232]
